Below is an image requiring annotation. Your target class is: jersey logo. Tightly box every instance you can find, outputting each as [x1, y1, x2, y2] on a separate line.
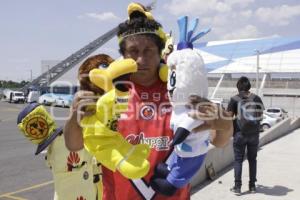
[140, 105, 155, 120]
[67, 152, 80, 171]
[126, 132, 170, 151]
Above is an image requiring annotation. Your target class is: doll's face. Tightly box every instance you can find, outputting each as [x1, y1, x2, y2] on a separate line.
[167, 49, 208, 104]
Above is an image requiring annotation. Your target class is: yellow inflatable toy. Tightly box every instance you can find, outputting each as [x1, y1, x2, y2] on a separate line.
[81, 58, 151, 179]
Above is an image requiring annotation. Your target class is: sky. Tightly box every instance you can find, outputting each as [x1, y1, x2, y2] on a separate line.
[1, 0, 300, 81]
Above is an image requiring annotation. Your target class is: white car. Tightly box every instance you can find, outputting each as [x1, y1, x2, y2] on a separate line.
[38, 93, 74, 107]
[260, 113, 279, 131]
[38, 93, 57, 105]
[55, 94, 74, 108]
[264, 107, 288, 120]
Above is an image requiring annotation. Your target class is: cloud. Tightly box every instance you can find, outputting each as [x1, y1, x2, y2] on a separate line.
[164, 1, 300, 40]
[78, 12, 120, 21]
[165, 0, 256, 16]
[164, 0, 257, 40]
[224, 0, 255, 8]
[255, 4, 300, 26]
[166, 0, 231, 16]
[240, 9, 253, 18]
[196, 9, 257, 39]
[215, 2, 232, 13]
[202, 15, 228, 27]
[222, 25, 260, 40]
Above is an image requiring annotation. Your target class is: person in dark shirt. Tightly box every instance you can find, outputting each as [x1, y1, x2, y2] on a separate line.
[227, 76, 264, 194]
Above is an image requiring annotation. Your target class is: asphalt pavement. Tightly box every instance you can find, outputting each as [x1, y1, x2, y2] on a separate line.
[0, 101, 68, 200]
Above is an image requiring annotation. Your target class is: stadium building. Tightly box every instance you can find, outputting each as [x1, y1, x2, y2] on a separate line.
[193, 36, 300, 116]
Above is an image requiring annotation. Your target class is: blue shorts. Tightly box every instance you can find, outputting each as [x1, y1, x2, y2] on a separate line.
[167, 153, 206, 188]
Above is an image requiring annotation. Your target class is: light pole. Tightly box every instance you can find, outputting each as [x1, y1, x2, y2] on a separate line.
[30, 69, 33, 82]
[47, 65, 50, 86]
[255, 50, 260, 95]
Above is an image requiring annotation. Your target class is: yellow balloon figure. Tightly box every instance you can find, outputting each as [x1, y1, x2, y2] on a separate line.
[81, 59, 151, 179]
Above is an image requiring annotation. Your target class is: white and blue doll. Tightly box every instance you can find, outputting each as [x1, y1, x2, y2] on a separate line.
[150, 16, 212, 196]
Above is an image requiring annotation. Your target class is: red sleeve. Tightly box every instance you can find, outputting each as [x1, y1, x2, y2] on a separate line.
[102, 167, 116, 200]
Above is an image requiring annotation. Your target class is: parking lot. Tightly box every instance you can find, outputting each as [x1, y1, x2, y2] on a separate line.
[0, 101, 69, 200]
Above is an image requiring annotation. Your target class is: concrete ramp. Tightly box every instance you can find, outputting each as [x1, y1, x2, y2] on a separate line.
[191, 121, 300, 200]
[192, 128, 300, 199]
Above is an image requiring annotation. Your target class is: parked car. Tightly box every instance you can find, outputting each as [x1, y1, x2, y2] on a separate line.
[38, 93, 57, 106]
[55, 94, 74, 108]
[260, 113, 279, 131]
[38, 93, 73, 107]
[264, 107, 288, 120]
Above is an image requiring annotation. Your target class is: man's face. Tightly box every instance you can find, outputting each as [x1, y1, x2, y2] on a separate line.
[123, 35, 161, 86]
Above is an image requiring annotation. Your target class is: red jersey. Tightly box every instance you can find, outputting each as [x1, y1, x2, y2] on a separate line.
[102, 80, 190, 200]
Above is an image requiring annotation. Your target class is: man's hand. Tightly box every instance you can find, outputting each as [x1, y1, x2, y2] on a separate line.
[70, 90, 97, 122]
[64, 90, 98, 151]
[186, 95, 233, 147]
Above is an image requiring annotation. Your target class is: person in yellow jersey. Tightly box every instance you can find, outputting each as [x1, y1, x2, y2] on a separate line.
[17, 103, 102, 200]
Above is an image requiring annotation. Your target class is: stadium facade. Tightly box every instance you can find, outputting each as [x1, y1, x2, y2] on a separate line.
[195, 36, 300, 79]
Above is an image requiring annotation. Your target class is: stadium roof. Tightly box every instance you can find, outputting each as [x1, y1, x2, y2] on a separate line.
[195, 37, 300, 74]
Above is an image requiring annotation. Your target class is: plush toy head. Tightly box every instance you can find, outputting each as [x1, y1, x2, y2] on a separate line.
[89, 58, 137, 92]
[167, 16, 211, 104]
[17, 103, 63, 155]
[78, 54, 114, 95]
[167, 49, 207, 104]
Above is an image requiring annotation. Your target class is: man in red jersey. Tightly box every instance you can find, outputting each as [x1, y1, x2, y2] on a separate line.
[64, 3, 233, 200]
